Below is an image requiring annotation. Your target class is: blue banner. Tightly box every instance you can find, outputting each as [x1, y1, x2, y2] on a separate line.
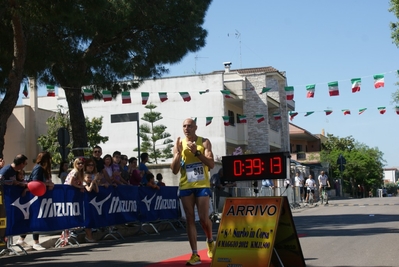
[3, 185, 179, 236]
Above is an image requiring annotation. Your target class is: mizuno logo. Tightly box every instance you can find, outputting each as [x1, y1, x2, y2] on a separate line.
[11, 196, 38, 219]
[141, 193, 157, 211]
[89, 193, 112, 215]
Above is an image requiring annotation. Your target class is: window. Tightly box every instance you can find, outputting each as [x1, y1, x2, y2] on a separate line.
[296, 144, 302, 152]
[228, 110, 235, 126]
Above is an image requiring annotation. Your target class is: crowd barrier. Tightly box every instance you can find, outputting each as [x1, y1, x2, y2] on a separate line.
[2, 185, 179, 236]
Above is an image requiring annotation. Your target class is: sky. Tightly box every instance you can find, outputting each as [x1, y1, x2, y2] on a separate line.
[162, 0, 399, 167]
[22, 0, 399, 167]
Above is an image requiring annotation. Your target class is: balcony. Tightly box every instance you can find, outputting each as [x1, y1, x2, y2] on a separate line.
[225, 123, 248, 145]
[291, 151, 321, 163]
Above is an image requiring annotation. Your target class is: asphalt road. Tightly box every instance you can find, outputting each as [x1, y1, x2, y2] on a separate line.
[1, 196, 398, 267]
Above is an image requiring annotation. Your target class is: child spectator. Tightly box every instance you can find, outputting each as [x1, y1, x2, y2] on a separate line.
[64, 158, 85, 192]
[156, 173, 165, 186]
[128, 157, 141, 186]
[146, 173, 160, 190]
[58, 161, 70, 184]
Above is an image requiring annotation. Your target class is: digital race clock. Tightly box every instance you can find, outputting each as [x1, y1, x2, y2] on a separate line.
[221, 152, 290, 182]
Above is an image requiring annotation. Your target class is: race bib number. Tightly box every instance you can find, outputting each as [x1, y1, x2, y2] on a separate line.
[186, 162, 205, 183]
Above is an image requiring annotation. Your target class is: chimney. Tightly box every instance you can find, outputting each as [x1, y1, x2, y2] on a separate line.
[223, 62, 232, 73]
[321, 128, 325, 136]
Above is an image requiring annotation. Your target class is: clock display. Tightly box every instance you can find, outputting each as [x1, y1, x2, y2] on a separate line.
[221, 152, 290, 182]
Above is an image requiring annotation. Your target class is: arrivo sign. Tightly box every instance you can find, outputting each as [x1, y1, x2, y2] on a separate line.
[221, 152, 290, 182]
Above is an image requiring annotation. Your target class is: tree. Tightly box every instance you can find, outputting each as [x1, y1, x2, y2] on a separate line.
[137, 104, 173, 164]
[0, 1, 27, 157]
[320, 134, 384, 196]
[389, 0, 399, 103]
[37, 107, 108, 165]
[0, 0, 212, 157]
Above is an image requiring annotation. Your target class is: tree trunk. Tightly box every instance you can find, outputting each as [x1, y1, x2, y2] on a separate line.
[64, 88, 88, 157]
[0, 0, 27, 157]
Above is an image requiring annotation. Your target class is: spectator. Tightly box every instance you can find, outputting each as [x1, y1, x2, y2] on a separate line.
[19, 151, 54, 250]
[92, 145, 104, 173]
[146, 173, 160, 190]
[0, 154, 28, 185]
[0, 156, 4, 170]
[16, 169, 29, 196]
[111, 151, 128, 185]
[58, 160, 70, 184]
[102, 154, 115, 186]
[64, 158, 85, 191]
[82, 158, 99, 242]
[139, 152, 152, 185]
[305, 174, 316, 203]
[210, 168, 232, 211]
[261, 179, 275, 196]
[128, 157, 141, 186]
[156, 173, 166, 186]
[119, 154, 130, 183]
[294, 172, 305, 202]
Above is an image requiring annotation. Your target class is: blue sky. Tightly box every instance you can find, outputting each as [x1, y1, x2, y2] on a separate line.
[163, 0, 399, 167]
[22, 0, 399, 167]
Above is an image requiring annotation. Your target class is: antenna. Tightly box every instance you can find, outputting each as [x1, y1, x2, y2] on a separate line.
[194, 54, 208, 74]
[235, 29, 242, 68]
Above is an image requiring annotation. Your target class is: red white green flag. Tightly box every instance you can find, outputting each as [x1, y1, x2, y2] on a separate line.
[324, 110, 333, 116]
[358, 108, 367, 115]
[342, 109, 351, 115]
[238, 115, 247, 123]
[46, 85, 55, 97]
[396, 106, 399, 115]
[23, 84, 28, 97]
[179, 92, 191, 102]
[121, 91, 131, 104]
[141, 92, 149, 105]
[260, 87, 271, 94]
[328, 81, 339, 96]
[289, 111, 298, 121]
[199, 89, 209, 94]
[378, 106, 386, 114]
[285, 86, 294, 100]
[83, 89, 94, 101]
[221, 90, 233, 98]
[273, 112, 281, 120]
[373, 74, 384, 88]
[206, 117, 213, 126]
[304, 111, 314, 117]
[351, 78, 361, 93]
[159, 92, 168, 102]
[102, 90, 112, 102]
[222, 116, 230, 126]
[255, 114, 265, 123]
[306, 84, 315, 98]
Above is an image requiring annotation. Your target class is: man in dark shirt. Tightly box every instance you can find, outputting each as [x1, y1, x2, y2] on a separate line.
[92, 145, 104, 173]
[0, 154, 28, 185]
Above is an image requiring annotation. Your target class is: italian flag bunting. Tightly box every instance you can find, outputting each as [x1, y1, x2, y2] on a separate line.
[260, 87, 271, 94]
[46, 85, 55, 97]
[373, 74, 384, 88]
[324, 110, 333, 116]
[238, 115, 247, 123]
[285, 86, 294, 100]
[222, 116, 230, 126]
[221, 90, 233, 98]
[255, 114, 265, 123]
[378, 106, 386, 114]
[351, 78, 361, 93]
[179, 92, 191, 102]
[141, 92, 149, 105]
[289, 111, 298, 121]
[342, 109, 351, 115]
[83, 89, 94, 101]
[396, 106, 399, 115]
[102, 90, 112, 102]
[121, 91, 131, 104]
[328, 81, 339, 96]
[306, 84, 315, 98]
[199, 89, 209, 94]
[304, 111, 314, 117]
[358, 108, 367, 115]
[159, 92, 168, 102]
[205, 117, 213, 126]
[23, 84, 28, 97]
[273, 112, 281, 120]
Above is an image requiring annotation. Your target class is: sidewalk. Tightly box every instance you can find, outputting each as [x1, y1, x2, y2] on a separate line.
[2, 220, 181, 255]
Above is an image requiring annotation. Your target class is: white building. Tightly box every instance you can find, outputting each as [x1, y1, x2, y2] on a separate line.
[383, 168, 399, 183]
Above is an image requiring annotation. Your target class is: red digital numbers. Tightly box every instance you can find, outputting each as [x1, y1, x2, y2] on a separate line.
[270, 156, 282, 174]
[233, 160, 243, 176]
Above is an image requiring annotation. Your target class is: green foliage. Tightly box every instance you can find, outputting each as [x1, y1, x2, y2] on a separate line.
[37, 107, 108, 165]
[389, 1, 399, 104]
[320, 134, 385, 195]
[136, 104, 173, 164]
[385, 182, 398, 195]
